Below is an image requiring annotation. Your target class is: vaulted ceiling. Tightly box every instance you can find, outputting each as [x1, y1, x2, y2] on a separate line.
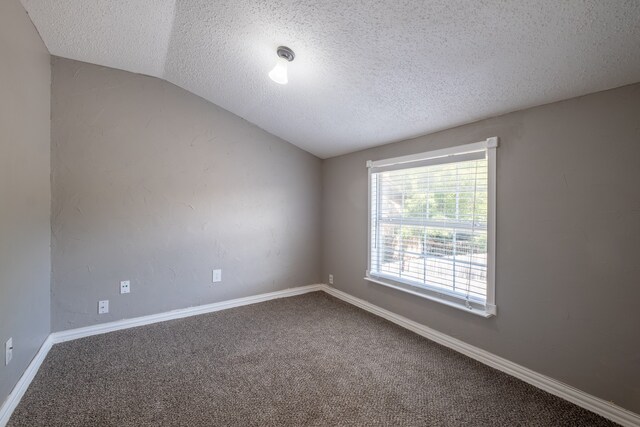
[21, 0, 640, 158]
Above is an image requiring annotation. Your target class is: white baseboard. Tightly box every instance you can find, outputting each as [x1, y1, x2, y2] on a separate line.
[1, 283, 638, 427]
[0, 335, 53, 427]
[51, 284, 325, 344]
[322, 285, 640, 427]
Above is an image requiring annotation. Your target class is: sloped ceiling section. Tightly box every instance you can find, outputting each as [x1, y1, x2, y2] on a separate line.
[22, 0, 640, 158]
[22, 0, 176, 77]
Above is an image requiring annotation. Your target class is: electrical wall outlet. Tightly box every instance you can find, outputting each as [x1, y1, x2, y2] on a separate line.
[98, 300, 109, 314]
[329, 274, 334, 285]
[212, 269, 222, 283]
[5, 337, 13, 366]
[120, 280, 130, 294]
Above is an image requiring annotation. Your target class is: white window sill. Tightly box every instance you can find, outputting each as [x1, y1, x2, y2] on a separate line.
[364, 275, 496, 318]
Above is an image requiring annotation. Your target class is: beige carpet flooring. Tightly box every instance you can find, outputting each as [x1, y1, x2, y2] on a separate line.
[9, 292, 615, 426]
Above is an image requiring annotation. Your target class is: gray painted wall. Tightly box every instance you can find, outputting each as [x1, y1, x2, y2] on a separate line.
[322, 83, 640, 413]
[51, 57, 322, 331]
[0, 0, 51, 406]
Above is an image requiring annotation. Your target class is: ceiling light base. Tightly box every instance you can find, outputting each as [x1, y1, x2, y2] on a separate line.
[277, 46, 295, 62]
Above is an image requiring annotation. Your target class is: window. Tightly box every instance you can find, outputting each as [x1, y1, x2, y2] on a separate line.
[366, 138, 497, 317]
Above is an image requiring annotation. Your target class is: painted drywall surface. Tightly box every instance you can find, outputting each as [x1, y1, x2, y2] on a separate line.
[0, 0, 51, 406]
[51, 57, 322, 331]
[322, 83, 640, 413]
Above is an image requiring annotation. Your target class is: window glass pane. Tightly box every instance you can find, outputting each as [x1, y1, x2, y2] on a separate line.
[370, 156, 488, 301]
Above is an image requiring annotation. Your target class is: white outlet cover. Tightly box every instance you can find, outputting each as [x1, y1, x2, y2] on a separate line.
[98, 300, 109, 314]
[212, 269, 222, 283]
[5, 337, 12, 366]
[120, 280, 130, 294]
[329, 274, 334, 285]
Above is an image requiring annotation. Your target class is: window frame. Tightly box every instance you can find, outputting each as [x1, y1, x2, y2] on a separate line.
[365, 137, 498, 317]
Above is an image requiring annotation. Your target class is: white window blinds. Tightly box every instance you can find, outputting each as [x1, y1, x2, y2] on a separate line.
[367, 138, 497, 316]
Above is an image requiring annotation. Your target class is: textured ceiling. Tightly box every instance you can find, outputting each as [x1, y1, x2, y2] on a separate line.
[22, 0, 640, 158]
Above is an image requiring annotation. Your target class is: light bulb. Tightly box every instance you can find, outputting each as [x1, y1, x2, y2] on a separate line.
[269, 57, 288, 84]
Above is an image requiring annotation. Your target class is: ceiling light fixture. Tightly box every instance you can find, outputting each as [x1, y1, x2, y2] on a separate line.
[269, 46, 295, 85]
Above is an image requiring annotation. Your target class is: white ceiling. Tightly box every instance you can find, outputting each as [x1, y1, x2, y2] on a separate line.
[22, 0, 640, 158]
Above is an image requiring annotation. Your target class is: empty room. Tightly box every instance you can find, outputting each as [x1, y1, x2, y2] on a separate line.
[1, 0, 639, 425]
